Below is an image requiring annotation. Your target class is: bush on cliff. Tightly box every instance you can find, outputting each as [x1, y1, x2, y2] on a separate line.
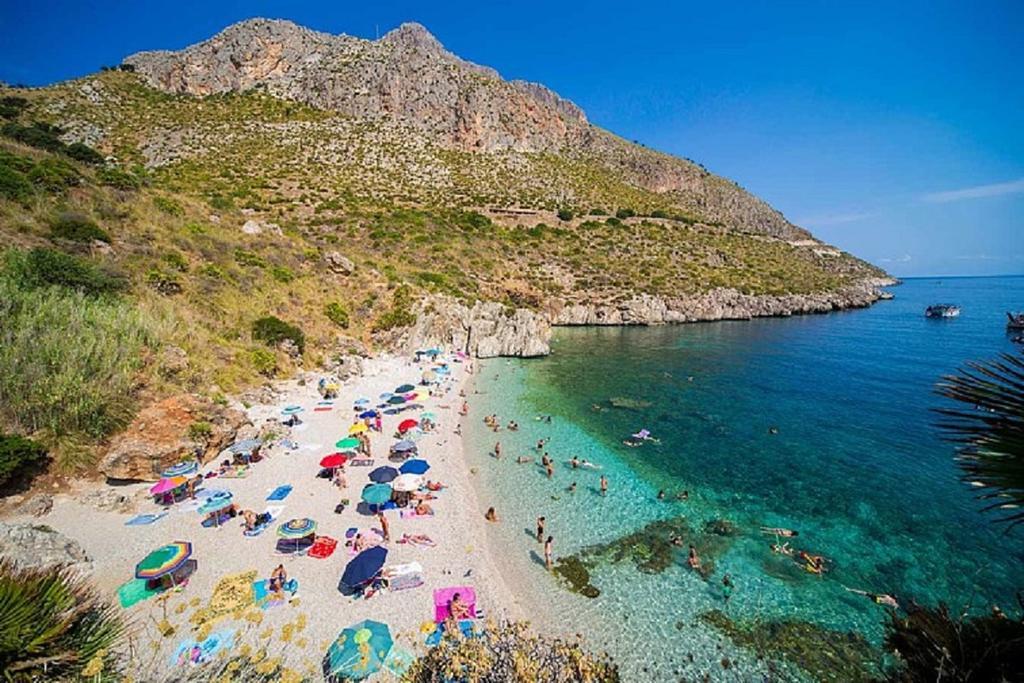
[252, 315, 305, 353]
[0, 433, 47, 487]
[3, 247, 126, 296]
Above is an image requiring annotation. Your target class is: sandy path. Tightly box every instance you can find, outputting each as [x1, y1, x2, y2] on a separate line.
[2, 354, 522, 678]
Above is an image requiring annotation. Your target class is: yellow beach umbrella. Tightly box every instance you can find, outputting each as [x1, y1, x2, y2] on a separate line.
[348, 423, 368, 435]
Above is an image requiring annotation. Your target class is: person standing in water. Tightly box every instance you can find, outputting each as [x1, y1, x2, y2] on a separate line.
[494, 442, 502, 459]
[536, 516, 545, 543]
[722, 574, 734, 604]
[600, 475, 608, 497]
[544, 536, 554, 570]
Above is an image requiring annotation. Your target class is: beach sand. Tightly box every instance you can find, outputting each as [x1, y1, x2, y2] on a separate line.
[2, 354, 524, 677]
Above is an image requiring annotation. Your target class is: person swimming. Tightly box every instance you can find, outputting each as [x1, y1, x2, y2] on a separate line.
[761, 527, 799, 537]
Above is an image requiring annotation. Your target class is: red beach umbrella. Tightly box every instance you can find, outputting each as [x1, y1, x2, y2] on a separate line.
[320, 453, 348, 468]
[397, 419, 419, 434]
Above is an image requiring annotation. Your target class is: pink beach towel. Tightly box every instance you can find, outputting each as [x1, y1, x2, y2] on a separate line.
[400, 509, 434, 519]
[434, 586, 476, 623]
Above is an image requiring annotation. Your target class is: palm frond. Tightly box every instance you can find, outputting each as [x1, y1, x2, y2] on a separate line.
[934, 353, 1024, 530]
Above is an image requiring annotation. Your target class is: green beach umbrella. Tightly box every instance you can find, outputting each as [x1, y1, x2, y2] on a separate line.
[336, 437, 361, 451]
[361, 483, 392, 506]
[135, 541, 192, 580]
[325, 620, 393, 680]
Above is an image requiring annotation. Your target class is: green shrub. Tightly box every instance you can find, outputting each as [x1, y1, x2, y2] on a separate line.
[145, 268, 182, 295]
[589, 207, 608, 216]
[252, 315, 304, 353]
[249, 347, 277, 376]
[0, 96, 29, 119]
[0, 278, 156, 443]
[26, 157, 79, 192]
[50, 212, 110, 243]
[162, 250, 189, 272]
[0, 560, 124, 680]
[97, 166, 141, 190]
[234, 249, 266, 268]
[650, 209, 670, 219]
[0, 433, 47, 487]
[324, 301, 350, 328]
[557, 208, 574, 222]
[1, 121, 64, 152]
[615, 208, 635, 219]
[373, 284, 417, 332]
[605, 217, 622, 227]
[270, 265, 295, 283]
[187, 421, 213, 442]
[153, 195, 183, 216]
[0, 163, 32, 202]
[64, 142, 104, 165]
[3, 248, 125, 295]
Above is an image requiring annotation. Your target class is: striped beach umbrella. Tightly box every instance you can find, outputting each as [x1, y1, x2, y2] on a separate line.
[278, 518, 317, 539]
[136, 541, 192, 580]
[335, 437, 361, 451]
[162, 461, 198, 478]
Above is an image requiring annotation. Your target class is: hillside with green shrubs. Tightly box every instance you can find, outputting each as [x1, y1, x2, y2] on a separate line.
[0, 27, 886, 470]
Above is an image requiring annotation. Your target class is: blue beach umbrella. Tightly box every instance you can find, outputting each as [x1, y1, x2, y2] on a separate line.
[361, 483, 393, 506]
[379, 392, 392, 400]
[387, 395, 406, 405]
[358, 410, 378, 419]
[324, 619, 394, 680]
[340, 547, 388, 592]
[281, 405, 304, 416]
[368, 466, 399, 483]
[226, 439, 261, 455]
[195, 488, 231, 501]
[399, 459, 430, 475]
[354, 398, 370, 406]
[162, 461, 198, 478]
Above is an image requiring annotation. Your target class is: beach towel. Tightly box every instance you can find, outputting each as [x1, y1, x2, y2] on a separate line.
[125, 513, 166, 526]
[274, 536, 313, 556]
[314, 406, 333, 412]
[400, 509, 434, 519]
[252, 578, 298, 608]
[266, 485, 292, 501]
[174, 499, 203, 514]
[308, 536, 338, 559]
[201, 510, 235, 528]
[117, 578, 162, 608]
[349, 458, 374, 467]
[219, 467, 249, 479]
[171, 629, 235, 667]
[344, 529, 384, 555]
[384, 648, 415, 678]
[301, 442, 322, 451]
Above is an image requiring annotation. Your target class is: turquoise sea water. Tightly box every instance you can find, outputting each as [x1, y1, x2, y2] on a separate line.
[466, 276, 1024, 681]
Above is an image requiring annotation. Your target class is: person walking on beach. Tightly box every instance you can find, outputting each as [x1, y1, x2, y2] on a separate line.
[544, 536, 554, 570]
[536, 516, 545, 542]
[378, 511, 390, 542]
[600, 475, 608, 497]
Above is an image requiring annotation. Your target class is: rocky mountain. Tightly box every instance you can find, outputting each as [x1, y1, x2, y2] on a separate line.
[122, 18, 805, 239]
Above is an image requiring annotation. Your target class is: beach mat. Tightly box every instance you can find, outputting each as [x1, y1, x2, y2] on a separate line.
[201, 511, 235, 528]
[400, 509, 434, 519]
[314, 406, 333, 412]
[117, 578, 162, 608]
[125, 513, 166, 526]
[308, 536, 338, 559]
[252, 578, 298, 609]
[266, 485, 292, 501]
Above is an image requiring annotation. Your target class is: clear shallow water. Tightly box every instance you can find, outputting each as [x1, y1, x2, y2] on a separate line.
[466, 276, 1024, 681]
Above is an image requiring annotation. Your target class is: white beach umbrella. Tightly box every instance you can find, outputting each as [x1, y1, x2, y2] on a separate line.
[391, 473, 423, 492]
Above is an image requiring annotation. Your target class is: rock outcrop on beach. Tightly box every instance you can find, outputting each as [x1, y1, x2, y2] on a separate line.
[0, 523, 91, 572]
[99, 395, 248, 482]
[405, 297, 551, 358]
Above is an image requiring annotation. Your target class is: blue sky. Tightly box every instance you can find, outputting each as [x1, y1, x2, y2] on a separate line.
[2, 1, 1021, 277]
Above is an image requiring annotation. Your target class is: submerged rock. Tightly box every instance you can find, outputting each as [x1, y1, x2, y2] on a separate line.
[700, 609, 880, 681]
[553, 556, 600, 598]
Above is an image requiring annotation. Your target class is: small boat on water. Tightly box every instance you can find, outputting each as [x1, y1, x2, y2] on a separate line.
[925, 304, 960, 319]
[1007, 312, 1024, 330]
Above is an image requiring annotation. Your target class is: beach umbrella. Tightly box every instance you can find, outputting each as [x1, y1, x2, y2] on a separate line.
[379, 392, 393, 400]
[358, 410, 378, 419]
[421, 370, 437, 383]
[226, 439, 261, 455]
[420, 411, 437, 422]
[368, 466, 399, 484]
[354, 398, 370, 406]
[281, 405, 304, 416]
[399, 459, 430, 475]
[348, 423, 368, 435]
[320, 453, 348, 469]
[425, 348, 441, 357]
[361, 483, 393, 506]
[391, 440, 416, 453]
[195, 488, 230, 501]
[325, 619, 394, 680]
[278, 517, 317, 554]
[335, 437, 361, 451]
[394, 384, 415, 394]
[397, 419, 419, 434]
[386, 396, 406, 405]
[162, 461, 198, 478]
[150, 476, 187, 496]
[340, 547, 388, 592]
[198, 494, 233, 516]
[391, 473, 422, 492]
[136, 541, 192, 581]
[278, 517, 317, 539]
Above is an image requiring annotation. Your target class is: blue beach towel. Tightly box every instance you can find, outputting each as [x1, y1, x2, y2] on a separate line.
[252, 578, 298, 609]
[266, 485, 292, 501]
[125, 513, 166, 526]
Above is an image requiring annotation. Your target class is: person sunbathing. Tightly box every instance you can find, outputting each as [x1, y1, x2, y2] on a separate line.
[398, 533, 435, 546]
[353, 533, 367, 552]
[485, 507, 499, 522]
[425, 480, 445, 491]
[268, 564, 287, 599]
[415, 501, 434, 516]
